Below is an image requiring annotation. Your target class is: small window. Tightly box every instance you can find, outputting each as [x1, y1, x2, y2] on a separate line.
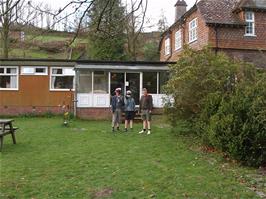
[0, 67, 19, 90]
[21, 67, 47, 75]
[189, 18, 197, 43]
[165, 38, 170, 56]
[245, 11, 255, 36]
[78, 71, 92, 93]
[93, 71, 108, 94]
[35, 68, 46, 74]
[52, 68, 63, 75]
[50, 67, 75, 91]
[175, 30, 182, 51]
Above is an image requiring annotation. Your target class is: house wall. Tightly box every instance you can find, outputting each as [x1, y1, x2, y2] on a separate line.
[0, 66, 74, 116]
[209, 12, 266, 50]
[160, 9, 210, 61]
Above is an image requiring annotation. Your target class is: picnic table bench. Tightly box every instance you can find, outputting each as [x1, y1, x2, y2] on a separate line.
[0, 119, 19, 151]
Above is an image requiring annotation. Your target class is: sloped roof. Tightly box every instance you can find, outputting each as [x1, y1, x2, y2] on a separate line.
[198, 0, 244, 25]
[237, 0, 266, 10]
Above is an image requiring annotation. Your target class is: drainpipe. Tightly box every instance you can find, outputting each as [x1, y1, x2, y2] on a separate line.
[73, 69, 79, 118]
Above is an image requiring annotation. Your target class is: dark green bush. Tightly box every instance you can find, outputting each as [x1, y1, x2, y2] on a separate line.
[203, 77, 266, 166]
[165, 46, 266, 166]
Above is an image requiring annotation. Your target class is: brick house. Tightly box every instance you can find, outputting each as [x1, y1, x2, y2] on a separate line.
[159, 0, 266, 68]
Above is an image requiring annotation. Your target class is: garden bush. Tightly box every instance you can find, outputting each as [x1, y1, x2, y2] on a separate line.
[203, 77, 266, 166]
[165, 46, 266, 166]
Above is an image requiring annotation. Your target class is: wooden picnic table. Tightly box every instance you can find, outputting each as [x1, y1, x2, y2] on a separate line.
[0, 119, 18, 151]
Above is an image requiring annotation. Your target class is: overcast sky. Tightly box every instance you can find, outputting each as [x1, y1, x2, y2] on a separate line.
[33, 0, 196, 30]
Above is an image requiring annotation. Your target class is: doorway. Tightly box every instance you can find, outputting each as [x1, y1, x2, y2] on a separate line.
[126, 73, 140, 105]
[110, 72, 125, 95]
[110, 72, 140, 105]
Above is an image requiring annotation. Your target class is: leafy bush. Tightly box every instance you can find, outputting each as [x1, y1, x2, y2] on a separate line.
[164, 46, 255, 123]
[203, 77, 266, 166]
[165, 46, 265, 166]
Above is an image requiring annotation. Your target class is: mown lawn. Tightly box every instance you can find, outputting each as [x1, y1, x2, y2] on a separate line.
[0, 117, 262, 198]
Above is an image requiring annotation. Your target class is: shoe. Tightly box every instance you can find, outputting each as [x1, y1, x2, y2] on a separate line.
[139, 130, 144, 134]
[124, 128, 128, 132]
[147, 130, 151, 135]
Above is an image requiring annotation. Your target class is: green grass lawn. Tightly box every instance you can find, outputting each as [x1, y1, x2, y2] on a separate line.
[0, 117, 263, 198]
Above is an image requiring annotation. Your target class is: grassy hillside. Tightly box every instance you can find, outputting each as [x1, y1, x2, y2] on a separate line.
[0, 30, 87, 59]
[0, 29, 161, 60]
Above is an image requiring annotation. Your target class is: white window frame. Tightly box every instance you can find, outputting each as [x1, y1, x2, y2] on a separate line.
[245, 11, 256, 36]
[0, 66, 19, 91]
[21, 66, 48, 75]
[189, 18, 198, 43]
[175, 30, 182, 51]
[165, 37, 171, 56]
[50, 67, 75, 91]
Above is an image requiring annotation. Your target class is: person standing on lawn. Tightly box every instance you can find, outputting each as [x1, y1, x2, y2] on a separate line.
[111, 88, 124, 132]
[124, 90, 136, 132]
[139, 88, 153, 135]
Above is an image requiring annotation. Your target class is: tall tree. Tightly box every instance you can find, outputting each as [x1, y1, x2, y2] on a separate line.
[0, 0, 40, 58]
[87, 0, 126, 60]
[0, 0, 23, 58]
[125, 0, 148, 61]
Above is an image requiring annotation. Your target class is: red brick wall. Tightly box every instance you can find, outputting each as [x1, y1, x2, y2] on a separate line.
[220, 49, 266, 68]
[160, 10, 266, 64]
[77, 108, 112, 120]
[160, 9, 210, 61]
[0, 106, 65, 116]
[209, 12, 266, 50]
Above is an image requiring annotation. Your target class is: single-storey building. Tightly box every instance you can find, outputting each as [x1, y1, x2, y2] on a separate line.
[0, 59, 173, 119]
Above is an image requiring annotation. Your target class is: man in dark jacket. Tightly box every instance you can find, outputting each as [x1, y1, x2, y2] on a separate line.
[111, 88, 124, 132]
[139, 88, 153, 135]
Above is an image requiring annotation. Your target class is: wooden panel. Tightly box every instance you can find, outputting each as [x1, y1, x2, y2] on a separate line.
[0, 67, 74, 107]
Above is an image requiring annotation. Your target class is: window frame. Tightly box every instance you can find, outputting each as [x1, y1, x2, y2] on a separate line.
[175, 30, 182, 51]
[189, 18, 198, 43]
[21, 66, 48, 75]
[0, 66, 19, 91]
[244, 11, 256, 36]
[50, 67, 75, 91]
[164, 37, 171, 56]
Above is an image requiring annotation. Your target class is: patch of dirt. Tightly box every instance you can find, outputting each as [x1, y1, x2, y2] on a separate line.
[92, 188, 113, 199]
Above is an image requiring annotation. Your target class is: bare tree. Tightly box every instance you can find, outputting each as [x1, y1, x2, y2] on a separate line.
[0, 0, 24, 58]
[0, 0, 42, 58]
[125, 0, 148, 60]
[28, 0, 148, 46]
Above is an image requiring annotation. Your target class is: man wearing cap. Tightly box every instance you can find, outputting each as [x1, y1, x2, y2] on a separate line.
[124, 90, 136, 132]
[139, 88, 153, 135]
[111, 88, 124, 132]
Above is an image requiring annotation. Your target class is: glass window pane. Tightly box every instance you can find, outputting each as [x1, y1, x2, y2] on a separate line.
[51, 76, 74, 89]
[0, 76, 11, 88]
[64, 68, 75, 75]
[22, 67, 34, 74]
[0, 68, 4, 73]
[143, 72, 157, 94]
[0, 75, 17, 88]
[52, 69, 62, 74]
[79, 71, 92, 93]
[94, 71, 108, 94]
[159, 72, 169, 94]
[7, 68, 17, 74]
[35, 68, 46, 73]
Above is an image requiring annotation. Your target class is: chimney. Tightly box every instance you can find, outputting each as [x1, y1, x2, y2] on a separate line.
[175, 0, 187, 22]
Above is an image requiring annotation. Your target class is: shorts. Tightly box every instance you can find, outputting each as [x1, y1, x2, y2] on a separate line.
[125, 111, 135, 120]
[141, 109, 151, 121]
